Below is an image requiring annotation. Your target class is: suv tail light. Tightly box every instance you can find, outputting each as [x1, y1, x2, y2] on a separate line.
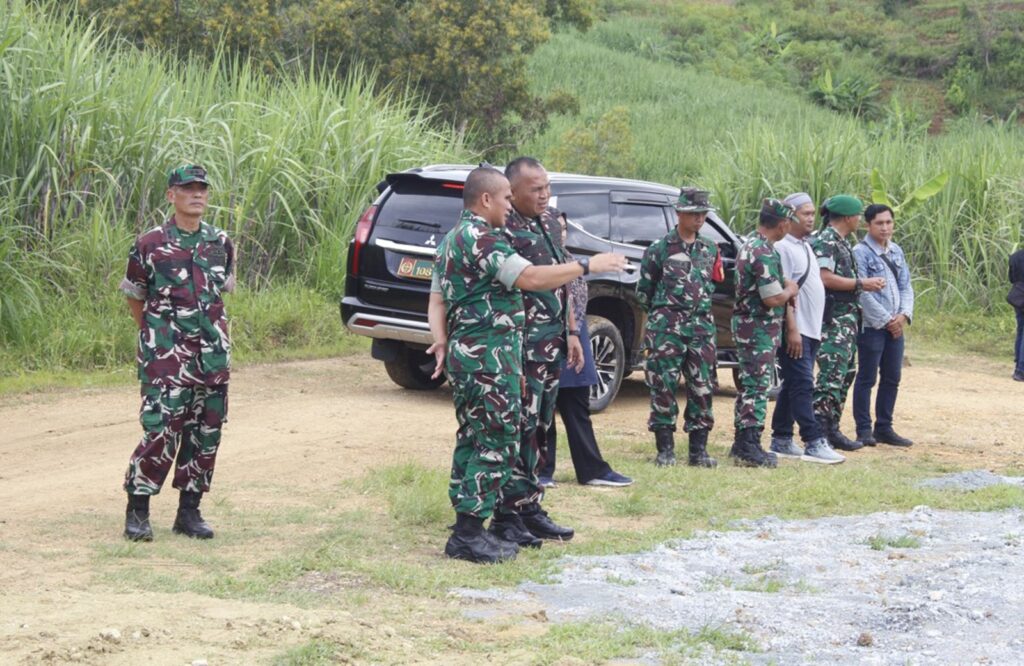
[351, 204, 378, 276]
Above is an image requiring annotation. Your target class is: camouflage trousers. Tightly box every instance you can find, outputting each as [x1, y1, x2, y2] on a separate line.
[733, 317, 780, 430]
[813, 311, 858, 420]
[501, 360, 560, 512]
[448, 372, 521, 519]
[124, 382, 228, 495]
[643, 328, 716, 433]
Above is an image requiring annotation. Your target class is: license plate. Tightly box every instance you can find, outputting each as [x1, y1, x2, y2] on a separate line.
[397, 256, 434, 281]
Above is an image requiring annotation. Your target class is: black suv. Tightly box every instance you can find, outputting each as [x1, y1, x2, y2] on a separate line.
[342, 164, 752, 412]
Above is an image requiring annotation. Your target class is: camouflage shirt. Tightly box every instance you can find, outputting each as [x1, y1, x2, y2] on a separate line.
[812, 225, 859, 316]
[503, 206, 569, 363]
[434, 210, 532, 375]
[733, 231, 785, 335]
[120, 218, 235, 387]
[637, 229, 720, 338]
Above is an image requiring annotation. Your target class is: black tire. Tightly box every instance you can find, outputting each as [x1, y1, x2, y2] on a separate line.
[384, 346, 446, 390]
[587, 315, 626, 413]
[731, 359, 783, 401]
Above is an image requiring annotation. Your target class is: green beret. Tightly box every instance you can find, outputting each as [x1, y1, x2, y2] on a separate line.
[823, 194, 863, 217]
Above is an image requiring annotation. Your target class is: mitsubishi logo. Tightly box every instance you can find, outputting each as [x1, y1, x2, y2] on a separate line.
[425, 234, 437, 247]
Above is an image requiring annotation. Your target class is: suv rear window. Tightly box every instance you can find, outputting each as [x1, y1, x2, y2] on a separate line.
[555, 193, 610, 240]
[376, 181, 463, 234]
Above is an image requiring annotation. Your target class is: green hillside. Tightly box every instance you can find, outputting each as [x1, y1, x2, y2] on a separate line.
[522, 9, 1024, 324]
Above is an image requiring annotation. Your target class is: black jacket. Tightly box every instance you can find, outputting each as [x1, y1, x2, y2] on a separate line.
[1010, 248, 1024, 285]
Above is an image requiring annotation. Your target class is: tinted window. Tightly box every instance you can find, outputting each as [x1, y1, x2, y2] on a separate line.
[555, 193, 610, 240]
[377, 185, 463, 233]
[611, 203, 671, 247]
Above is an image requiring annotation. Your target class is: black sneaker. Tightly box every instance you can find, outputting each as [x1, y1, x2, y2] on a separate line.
[874, 429, 913, 447]
[1013, 371, 1024, 382]
[444, 531, 517, 563]
[856, 430, 878, 447]
[489, 513, 543, 549]
[521, 509, 574, 541]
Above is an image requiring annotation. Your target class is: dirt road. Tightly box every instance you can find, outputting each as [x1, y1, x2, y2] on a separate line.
[1, 351, 1021, 663]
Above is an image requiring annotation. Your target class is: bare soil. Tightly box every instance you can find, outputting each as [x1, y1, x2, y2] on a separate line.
[1, 348, 1021, 664]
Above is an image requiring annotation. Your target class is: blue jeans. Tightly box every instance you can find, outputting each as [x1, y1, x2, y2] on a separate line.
[853, 327, 904, 433]
[771, 335, 822, 442]
[1015, 308, 1024, 375]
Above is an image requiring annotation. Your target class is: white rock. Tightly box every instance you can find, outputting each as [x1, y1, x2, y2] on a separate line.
[192, 660, 208, 666]
[929, 590, 945, 601]
[99, 628, 121, 643]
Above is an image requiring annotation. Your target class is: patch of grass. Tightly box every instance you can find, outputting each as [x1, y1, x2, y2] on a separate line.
[605, 574, 638, 587]
[866, 534, 923, 550]
[363, 463, 452, 527]
[736, 575, 786, 594]
[272, 639, 362, 666]
[692, 624, 761, 653]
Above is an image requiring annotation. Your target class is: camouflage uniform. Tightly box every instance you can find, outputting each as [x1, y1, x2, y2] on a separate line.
[812, 225, 860, 422]
[732, 232, 786, 430]
[501, 206, 568, 510]
[120, 218, 235, 495]
[433, 210, 531, 519]
[638, 229, 721, 433]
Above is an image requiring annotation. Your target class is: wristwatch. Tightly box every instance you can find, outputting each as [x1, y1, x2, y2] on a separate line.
[854, 277, 863, 293]
[569, 329, 580, 336]
[577, 257, 590, 275]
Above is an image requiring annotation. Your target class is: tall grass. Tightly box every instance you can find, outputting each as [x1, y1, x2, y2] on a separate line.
[524, 26, 1024, 313]
[0, 0, 466, 374]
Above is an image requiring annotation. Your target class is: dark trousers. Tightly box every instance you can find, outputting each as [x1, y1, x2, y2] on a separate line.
[1015, 308, 1024, 375]
[540, 386, 612, 484]
[853, 327, 905, 433]
[771, 336, 822, 442]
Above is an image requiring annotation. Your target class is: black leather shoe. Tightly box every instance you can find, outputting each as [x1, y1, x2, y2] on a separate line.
[821, 415, 863, 451]
[124, 509, 153, 541]
[856, 430, 877, 446]
[874, 429, 913, 447]
[172, 491, 214, 539]
[445, 531, 517, 563]
[489, 513, 542, 549]
[521, 509, 574, 541]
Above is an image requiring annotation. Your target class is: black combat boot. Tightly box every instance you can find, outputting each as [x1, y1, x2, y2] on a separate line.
[520, 505, 575, 541]
[822, 414, 863, 451]
[124, 493, 153, 542]
[172, 490, 214, 539]
[874, 428, 913, 447]
[654, 429, 676, 467]
[445, 514, 517, 563]
[687, 429, 717, 468]
[731, 428, 777, 468]
[489, 511, 543, 549]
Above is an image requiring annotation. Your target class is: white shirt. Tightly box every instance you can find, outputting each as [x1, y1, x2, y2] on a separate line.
[776, 233, 825, 340]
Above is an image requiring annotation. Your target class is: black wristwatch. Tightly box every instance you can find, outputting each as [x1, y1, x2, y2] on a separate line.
[577, 257, 590, 275]
[569, 329, 580, 336]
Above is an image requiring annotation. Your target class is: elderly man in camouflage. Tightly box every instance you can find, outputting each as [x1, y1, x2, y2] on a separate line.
[120, 164, 235, 542]
[638, 188, 724, 468]
[426, 167, 625, 563]
[731, 199, 800, 467]
[812, 195, 885, 452]
[498, 157, 584, 545]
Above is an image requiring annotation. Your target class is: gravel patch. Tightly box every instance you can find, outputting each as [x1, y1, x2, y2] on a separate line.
[455, 507, 1024, 664]
[917, 470, 1024, 491]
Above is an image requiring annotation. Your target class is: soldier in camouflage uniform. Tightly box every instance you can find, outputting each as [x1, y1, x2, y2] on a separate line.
[638, 188, 724, 468]
[731, 199, 800, 467]
[499, 157, 581, 544]
[811, 195, 885, 451]
[120, 164, 234, 541]
[426, 166, 625, 563]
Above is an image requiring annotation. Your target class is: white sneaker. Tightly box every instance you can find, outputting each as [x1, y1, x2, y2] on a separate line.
[769, 437, 804, 459]
[801, 437, 845, 464]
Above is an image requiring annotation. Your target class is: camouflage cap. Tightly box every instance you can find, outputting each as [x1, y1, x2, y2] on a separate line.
[168, 164, 210, 188]
[761, 197, 798, 222]
[674, 187, 715, 212]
